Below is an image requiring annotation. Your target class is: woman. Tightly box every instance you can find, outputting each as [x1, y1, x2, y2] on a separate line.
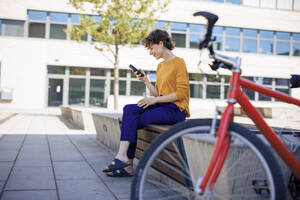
[103, 29, 190, 177]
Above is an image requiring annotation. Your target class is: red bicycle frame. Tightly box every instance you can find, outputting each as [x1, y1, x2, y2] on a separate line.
[199, 69, 300, 192]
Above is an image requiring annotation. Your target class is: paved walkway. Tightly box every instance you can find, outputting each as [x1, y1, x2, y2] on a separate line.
[0, 113, 131, 200]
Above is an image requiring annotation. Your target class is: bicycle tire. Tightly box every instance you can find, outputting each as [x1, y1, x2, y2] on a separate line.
[131, 118, 286, 200]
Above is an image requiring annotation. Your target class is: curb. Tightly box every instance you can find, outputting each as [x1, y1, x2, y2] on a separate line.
[0, 113, 18, 125]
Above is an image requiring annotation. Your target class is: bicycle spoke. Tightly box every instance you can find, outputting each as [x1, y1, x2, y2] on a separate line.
[145, 179, 191, 198]
[218, 147, 251, 180]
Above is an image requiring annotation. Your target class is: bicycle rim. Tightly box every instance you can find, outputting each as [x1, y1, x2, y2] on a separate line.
[131, 119, 285, 200]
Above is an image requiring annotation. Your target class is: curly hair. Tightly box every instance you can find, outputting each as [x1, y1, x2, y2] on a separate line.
[143, 29, 175, 50]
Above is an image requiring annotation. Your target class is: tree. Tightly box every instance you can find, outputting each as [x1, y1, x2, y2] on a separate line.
[66, 0, 170, 110]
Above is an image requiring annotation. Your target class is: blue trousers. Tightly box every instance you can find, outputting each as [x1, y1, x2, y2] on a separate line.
[120, 102, 186, 159]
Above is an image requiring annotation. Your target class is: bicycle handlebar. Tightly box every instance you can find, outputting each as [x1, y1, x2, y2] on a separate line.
[193, 12, 218, 49]
[194, 11, 236, 71]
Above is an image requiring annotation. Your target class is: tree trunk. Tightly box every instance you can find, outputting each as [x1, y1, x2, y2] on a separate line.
[113, 44, 119, 111]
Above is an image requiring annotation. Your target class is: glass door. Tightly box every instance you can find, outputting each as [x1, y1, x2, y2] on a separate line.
[48, 78, 63, 106]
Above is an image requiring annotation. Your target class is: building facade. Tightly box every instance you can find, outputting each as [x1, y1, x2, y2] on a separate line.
[0, 0, 300, 116]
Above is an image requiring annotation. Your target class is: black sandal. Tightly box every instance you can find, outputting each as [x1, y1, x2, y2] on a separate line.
[102, 158, 130, 173]
[106, 166, 134, 177]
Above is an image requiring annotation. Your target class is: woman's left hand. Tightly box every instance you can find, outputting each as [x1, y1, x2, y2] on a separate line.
[137, 97, 157, 109]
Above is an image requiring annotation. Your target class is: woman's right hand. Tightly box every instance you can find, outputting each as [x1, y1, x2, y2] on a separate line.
[134, 70, 149, 83]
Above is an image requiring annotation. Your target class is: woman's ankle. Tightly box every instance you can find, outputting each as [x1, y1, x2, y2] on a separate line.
[115, 155, 129, 163]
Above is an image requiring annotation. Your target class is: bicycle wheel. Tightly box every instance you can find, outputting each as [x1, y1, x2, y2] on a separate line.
[131, 119, 286, 200]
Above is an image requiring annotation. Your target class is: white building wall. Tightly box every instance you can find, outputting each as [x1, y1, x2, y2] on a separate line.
[0, 0, 300, 111]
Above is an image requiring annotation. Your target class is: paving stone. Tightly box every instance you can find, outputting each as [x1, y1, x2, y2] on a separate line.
[0, 150, 19, 162]
[20, 144, 49, 153]
[0, 142, 22, 150]
[23, 135, 47, 145]
[49, 144, 77, 152]
[0, 135, 25, 143]
[68, 136, 99, 148]
[50, 150, 84, 162]
[5, 166, 55, 190]
[53, 162, 98, 180]
[57, 179, 115, 200]
[15, 149, 51, 167]
[17, 151, 50, 162]
[1, 190, 57, 200]
[77, 147, 110, 162]
[47, 135, 71, 144]
[105, 178, 133, 199]
[0, 162, 13, 180]
[14, 160, 52, 167]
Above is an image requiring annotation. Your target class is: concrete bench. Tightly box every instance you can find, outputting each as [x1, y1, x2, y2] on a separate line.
[60, 106, 83, 129]
[60, 106, 96, 131]
[92, 113, 123, 152]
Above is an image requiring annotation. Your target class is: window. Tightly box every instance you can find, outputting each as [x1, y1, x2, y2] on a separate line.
[90, 79, 106, 107]
[3, 20, 24, 37]
[28, 10, 47, 21]
[50, 12, 68, 23]
[206, 75, 221, 99]
[29, 23, 46, 38]
[243, 29, 257, 53]
[111, 69, 127, 78]
[70, 67, 86, 75]
[189, 73, 204, 98]
[130, 81, 145, 96]
[154, 21, 168, 29]
[171, 22, 187, 48]
[50, 24, 67, 39]
[0, 20, 2, 36]
[207, 0, 242, 4]
[47, 66, 65, 74]
[171, 22, 186, 32]
[293, 33, 300, 56]
[190, 84, 203, 98]
[189, 24, 204, 49]
[69, 78, 85, 105]
[172, 33, 186, 48]
[227, 0, 242, 4]
[259, 30, 274, 55]
[275, 78, 290, 100]
[213, 26, 223, 50]
[50, 12, 68, 40]
[276, 32, 290, 56]
[28, 10, 47, 38]
[225, 27, 240, 52]
[110, 80, 126, 95]
[90, 68, 105, 76]
[71, 14, 87, 41]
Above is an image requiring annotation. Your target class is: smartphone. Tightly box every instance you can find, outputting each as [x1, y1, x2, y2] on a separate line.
[129, 64, 144, 77]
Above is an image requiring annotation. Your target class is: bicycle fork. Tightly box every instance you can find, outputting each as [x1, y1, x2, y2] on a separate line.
[196, 103, 234, 195]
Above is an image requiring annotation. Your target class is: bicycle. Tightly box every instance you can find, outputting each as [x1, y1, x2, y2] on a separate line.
[131, 12, 300, 200]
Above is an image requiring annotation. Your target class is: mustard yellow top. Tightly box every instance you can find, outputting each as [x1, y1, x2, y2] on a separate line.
[156, 57, 190, 117]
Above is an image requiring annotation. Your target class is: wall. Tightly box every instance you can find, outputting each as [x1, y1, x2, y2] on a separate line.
[0, 0, 300, 110]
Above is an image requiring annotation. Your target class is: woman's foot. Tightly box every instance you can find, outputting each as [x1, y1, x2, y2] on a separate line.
[102, 158, 131, 173]
[105, 164, 134, 177]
